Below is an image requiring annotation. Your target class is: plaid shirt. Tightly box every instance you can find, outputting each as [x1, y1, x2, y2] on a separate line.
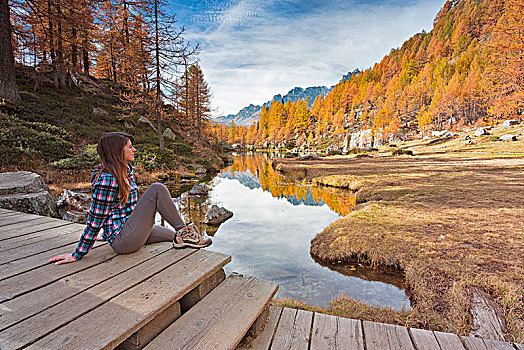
[72, 166, 138, 260]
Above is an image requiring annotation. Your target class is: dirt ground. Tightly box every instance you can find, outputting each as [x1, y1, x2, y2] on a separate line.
[272, 128, 524, 342]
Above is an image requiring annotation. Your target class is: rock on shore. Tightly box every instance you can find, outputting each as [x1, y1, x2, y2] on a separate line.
[0, 171, 59, 217]
[204, 205, 233, 226]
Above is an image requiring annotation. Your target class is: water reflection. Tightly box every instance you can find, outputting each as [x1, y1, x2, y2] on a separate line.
[157, 154, 410, 310]
[221, 153, 356, 216]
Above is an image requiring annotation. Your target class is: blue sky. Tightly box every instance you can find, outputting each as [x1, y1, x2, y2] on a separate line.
[170, 0, 446, 116]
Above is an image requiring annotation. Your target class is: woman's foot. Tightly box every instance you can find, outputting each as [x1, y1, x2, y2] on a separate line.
[173, 223, 212, 249]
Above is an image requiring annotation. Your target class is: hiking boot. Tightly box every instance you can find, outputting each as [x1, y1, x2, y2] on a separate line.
[173, 223, 212, 249]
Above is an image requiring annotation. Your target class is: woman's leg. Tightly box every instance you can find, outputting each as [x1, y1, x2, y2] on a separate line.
[111, 183, 186, 254]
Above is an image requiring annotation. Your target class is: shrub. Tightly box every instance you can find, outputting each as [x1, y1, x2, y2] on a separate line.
[391, 149, 414, 156]
[135, 145, 178, 171]
[49, 144, 99, 169]
[0, 112, 73, 162]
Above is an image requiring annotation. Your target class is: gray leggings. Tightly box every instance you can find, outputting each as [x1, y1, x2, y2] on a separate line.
[111, 183, 186, 254]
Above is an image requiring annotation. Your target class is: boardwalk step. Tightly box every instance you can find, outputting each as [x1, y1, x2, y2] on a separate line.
[144, 275, 279, 350]
[18, 249, 230, 350]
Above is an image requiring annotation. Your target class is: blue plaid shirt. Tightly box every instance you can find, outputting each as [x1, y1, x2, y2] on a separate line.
[72, 166, 138, 260]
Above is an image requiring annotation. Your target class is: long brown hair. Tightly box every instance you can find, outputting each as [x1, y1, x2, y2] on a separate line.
[96, 132, 134, 204]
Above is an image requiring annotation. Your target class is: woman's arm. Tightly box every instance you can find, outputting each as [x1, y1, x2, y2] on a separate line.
[49, 174, 118, 264]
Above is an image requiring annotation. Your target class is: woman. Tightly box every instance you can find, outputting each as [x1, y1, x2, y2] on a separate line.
[50, 132, 211, 265]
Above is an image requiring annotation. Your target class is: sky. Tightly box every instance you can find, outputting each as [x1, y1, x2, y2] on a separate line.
[170, 0, 446, 117]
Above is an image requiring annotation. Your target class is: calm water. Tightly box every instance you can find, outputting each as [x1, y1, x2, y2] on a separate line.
[157, 154, 410, 310]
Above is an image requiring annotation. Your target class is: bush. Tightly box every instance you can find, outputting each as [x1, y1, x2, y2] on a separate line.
[170, 142, 193, 157]
[135, 145, 178, 171]
[0, 112, 73, 162]
[391, 148, 414, 156]
[49, 144, 99, 169]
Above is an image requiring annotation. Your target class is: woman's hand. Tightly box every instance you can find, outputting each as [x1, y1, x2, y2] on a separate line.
[49, 253, 77, 265]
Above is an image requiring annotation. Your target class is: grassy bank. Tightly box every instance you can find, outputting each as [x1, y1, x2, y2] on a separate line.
[273, 131, 524, 342]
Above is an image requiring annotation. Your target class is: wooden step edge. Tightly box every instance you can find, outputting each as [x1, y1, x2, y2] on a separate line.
[117, 268, 227, 350]
[143, 275, 279, 350]
[236, 306, 284, 350]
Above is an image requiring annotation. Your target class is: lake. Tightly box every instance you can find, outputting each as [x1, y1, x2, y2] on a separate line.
[158, 153, 410, 310]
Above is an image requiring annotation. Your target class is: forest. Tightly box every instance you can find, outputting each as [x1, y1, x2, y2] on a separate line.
[213, 0, 523, 149]
[1, 0, 213, 153]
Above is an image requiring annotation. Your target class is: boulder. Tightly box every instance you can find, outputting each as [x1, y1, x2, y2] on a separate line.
[474, 127, 489, 136]
[163, 128, 177, 140]
[499, 134, 518, 141]
[56, 189, 91, 223]
[188, 183, 208, 196]
[204, 204, 233, 226]
[194, 167, 207, 175]
[431, 130, 456, 138]
[92, 107, 108, 116]
[441, 130, 456, 138]
[138, 116, 156, 131]
[0, 171, 59, 217]
[297, 154, 320, 161]
[62, 210, 88, 223]
[502, 119, 519, 128]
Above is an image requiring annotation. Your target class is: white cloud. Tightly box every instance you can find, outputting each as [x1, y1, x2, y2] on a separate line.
[186, 0, 446, 116]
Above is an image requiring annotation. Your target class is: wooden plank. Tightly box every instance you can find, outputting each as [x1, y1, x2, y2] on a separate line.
[0, 212, 21, 219]
[409, 328, 441, 350]
[0, 217, 72, 240]
[0, 241, 98, 280]
[363, 321, 415, 350]
[0, 243, 115, 302]
[0, 247, 196, 349]
[462, 337, 489, 350]
[271, 308, 314, 350]
[310, 313, 364, 350]
[0, 243, 175, 331]
[433, 331, 466, 349]
[0, 225, 83, 264]
[0, 212, 41, 226]
[0, 213, 47, 231]
[246, 306, 283, 350]
[469, 287, 507, 341]
[0, 222, 84, 251]
[482, 339, 514, 350]
[25, 250, 231, 350]
[144, 275, 278, 350]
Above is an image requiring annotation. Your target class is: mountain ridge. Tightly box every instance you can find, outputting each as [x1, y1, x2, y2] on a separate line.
[213, 70, 360, 126]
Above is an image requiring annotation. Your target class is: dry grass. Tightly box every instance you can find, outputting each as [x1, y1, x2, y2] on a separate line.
[273, 131, 524, 342]
[271, 296, 411, 325]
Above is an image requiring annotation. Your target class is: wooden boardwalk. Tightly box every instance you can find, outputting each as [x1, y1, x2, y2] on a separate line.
[242, 307, 523, 350]
[0, 208, 521, 350]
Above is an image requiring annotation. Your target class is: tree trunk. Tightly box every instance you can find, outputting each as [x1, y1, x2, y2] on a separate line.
[0, 0, 20, 101]
[154, 0, 164, 150]
[71, 27, 77, 68]
[82, 40, 90, 76]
